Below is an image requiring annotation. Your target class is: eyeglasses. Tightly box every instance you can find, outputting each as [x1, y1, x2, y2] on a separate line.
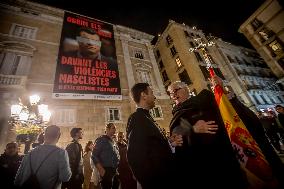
[169, 87, 183, 95]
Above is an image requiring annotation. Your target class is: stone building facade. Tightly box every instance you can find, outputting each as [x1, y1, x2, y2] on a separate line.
[0, 0, 172, 151]
[213, 38, 284, 111]
[154, 20, 226, 95]
[153, 20, 284, 112]
[239, 0, 284, 83]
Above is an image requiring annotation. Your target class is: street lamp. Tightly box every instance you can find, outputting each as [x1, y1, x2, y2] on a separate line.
[9, 95, 51, 153]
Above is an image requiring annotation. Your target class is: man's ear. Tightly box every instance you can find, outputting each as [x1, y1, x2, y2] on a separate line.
[140, 91, 146, 99]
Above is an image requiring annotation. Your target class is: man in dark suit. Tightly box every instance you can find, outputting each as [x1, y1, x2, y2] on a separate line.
[126, 83, 182, 189]
[168, 81, 247, 189]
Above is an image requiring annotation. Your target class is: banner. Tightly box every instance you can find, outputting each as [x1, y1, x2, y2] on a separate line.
[53, 11, 121, 100]
[209, 68, 278, 188]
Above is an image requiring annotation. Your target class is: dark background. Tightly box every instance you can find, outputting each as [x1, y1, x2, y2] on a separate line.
[30, 0, 266, 48]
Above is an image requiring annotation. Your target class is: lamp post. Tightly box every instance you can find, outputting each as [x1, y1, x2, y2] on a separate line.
[9, 95, 51, 154]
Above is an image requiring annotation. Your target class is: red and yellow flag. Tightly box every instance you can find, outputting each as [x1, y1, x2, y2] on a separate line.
[209, 68, 278, 189]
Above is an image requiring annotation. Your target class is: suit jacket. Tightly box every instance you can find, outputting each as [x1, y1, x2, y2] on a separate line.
[126, 108, 173, 188]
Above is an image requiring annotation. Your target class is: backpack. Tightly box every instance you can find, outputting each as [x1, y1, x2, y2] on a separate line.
[20, 148, 58, 189]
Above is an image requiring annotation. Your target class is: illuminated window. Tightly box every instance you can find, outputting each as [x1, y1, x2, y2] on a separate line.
[175, 57, 182, 67]
[269, 40, 282, 52]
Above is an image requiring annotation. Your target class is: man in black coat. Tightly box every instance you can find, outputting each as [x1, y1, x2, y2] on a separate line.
[126, 83, 182, 189]
[63, 128, 84, 189]
[168, 81, 247, 189]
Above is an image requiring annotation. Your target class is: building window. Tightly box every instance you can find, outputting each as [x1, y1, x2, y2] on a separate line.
[175, 57, 182, 67]
[268, 39, 283, 56]
[170, 46, 178, 57]
[10, 23, 37, 39]
[258, 27, 274, 42]
[199, 65, 210, 80]
[0, 53, 22, 75]
[166, 35, 173, 45]
[251, 19, 262, 30]
[259, 95, 268, 104]
[213, 68, 225, 80]
[53, 109, 76, 126]
[226, 55, 234, 63]
[162, 70, 169, 82]
[138, 70, 152, 85]
[107, 108, 121, 122]
[189, 41, 195, 48]
[194, 51, 203, 62]
[150, 106, 163, 118]
[158, 60, 164, 70]
[184, 31, 190, 37]
[252, 95, 260, 105]
[179, 70, 192, 85]
[235, 57, 242, 64]
[268, 97, 276, 104]
[156, 50, 161, 58]
[134, 50, 144, 59]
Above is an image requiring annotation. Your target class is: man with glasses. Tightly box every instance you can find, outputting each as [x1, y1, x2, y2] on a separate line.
[167, 81, 247, 189]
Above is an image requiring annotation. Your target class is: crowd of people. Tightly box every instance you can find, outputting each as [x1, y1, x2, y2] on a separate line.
[1, 80, 284, 189]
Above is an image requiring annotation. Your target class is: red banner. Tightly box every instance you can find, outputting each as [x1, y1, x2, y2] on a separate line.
[53, 12, 121, 100]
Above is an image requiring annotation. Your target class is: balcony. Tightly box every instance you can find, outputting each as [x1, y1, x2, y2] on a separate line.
[0, 74, 27, 89]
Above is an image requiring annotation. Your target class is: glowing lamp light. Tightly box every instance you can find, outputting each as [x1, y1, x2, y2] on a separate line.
[11, 105, 22, 116]
[38, 104, 48, 115]
[29, 95, 40, 105]
[19, 112, 29, 121]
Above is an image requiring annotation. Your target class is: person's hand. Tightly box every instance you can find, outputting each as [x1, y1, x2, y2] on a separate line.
[169, 133, 183, 147]
[209, 75, 223, 89]
[193, 120, 218, 134]
[98, 166, 105, 177]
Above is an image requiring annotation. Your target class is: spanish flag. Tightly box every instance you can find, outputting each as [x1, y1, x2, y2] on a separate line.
[209, 68, 278, 189]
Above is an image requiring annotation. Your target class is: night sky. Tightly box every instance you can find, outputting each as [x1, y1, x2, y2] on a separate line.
[30, 0, 265, 48]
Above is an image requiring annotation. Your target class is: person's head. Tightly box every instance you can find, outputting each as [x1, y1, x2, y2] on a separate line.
[256, 111, 264, 118]
[76, 27, 101, 58]
[117, 131, 125, 143]
[4, 142, 18, 156]
[105, 123, 116, 138]
[167, 81, 189, 105]
[44, 125, 61, 144]
[70, 128, 83, 140]
[130, 83, 156, 110]
[275, 105, 284, 114]
[84, 141, 94, 153]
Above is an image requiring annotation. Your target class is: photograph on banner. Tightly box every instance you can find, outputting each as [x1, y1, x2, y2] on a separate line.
[53, 11, 121, 100]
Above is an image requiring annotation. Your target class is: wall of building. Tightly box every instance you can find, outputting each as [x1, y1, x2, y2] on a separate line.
[239, 0, 284, 79]
[0, 0, 173, 152]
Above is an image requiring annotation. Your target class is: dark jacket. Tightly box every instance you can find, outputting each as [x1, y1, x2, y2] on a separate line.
[0, 153, 23, 189]
[126, 108, 173, 189]
[170, 89, 247, 189]
[92, 135, 120, 168]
